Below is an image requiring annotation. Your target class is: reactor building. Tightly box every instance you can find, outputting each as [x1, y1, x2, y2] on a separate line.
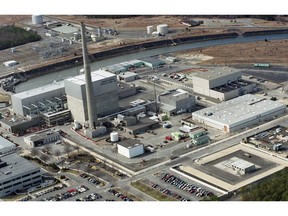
[192, 94, 286, 133]
[192, 67, 256, 101]
[64, 69, 119, 123]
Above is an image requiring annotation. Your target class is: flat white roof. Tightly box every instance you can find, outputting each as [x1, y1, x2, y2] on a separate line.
[193, 94, 286, 128]
[65, 69, 115, 86]
[193, 67, 240, 80]
[225, 157, 255, 169]
[0, 136, 16, 149]
[12, 81, 64, 100]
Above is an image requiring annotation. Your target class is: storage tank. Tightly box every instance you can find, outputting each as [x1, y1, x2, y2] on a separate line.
[32, 15, 43, 25]
[110, 132, 119, 142]
[157, 24, 168, 35]
[147, 26, 154, 34]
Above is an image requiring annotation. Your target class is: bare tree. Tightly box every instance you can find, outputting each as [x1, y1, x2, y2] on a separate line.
[43, 144, 52, 155]
[54, 149, 61, 160]
[74, 145, 80, 156]
[30, 148, 39, 157]
[40, 153, 49, 163]
[64, 144, 71, 158]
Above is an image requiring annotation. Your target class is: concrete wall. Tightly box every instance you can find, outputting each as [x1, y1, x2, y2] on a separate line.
[0, 168, 42, 198]
[209, 72, 241, 89]
[12, 87, 65, 116]
[117, 144, 144, 158]
[0, 117, 42, 134]
[66, 95, 87, 123]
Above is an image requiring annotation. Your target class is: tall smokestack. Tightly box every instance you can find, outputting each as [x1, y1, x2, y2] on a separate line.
[80, 22, 97, 129]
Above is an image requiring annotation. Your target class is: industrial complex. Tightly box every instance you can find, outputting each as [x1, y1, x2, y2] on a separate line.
[0, 15, 288, 203]
[192, 94, 286, 133]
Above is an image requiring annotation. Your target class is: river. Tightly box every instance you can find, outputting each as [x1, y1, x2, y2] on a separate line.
[15, 33, 288, 93]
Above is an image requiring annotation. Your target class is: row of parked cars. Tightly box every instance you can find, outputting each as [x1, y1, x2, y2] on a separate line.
[80, 173, 102, 186]
[108, 188, 133, 201]
[145, 179, 190, 201]
[160, 173, 214, 198]
[40, 185, 89, 201]
[76, 192, 102, 201]
[34, 184, 67, 198]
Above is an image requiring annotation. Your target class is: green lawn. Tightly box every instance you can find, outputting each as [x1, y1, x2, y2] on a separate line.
[131, 181, 176, 201]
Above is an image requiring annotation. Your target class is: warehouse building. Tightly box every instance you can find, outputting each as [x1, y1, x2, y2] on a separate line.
[225, 157, 255, 175]
[0, 153, 42, 198]
[192, 67, 256, 101]
[192, 94, 286, 133]
[11, 81, 66, 117]
[117, 72, 138, 82]
[117, 139, 144, 158]
[23, 129, 60, 147]
[64, 69, 119, 123]
[0, 116, 42, 134]
[0, 136, 16, 156]
[140, 57, 165, 68]
[159, 89, 196, 116]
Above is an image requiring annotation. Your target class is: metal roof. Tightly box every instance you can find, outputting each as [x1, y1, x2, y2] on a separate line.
[13, 81, 64, 100]
[0, 153, 40, 183]
[225, 157, 255, 169]
[65, 69, 115, 86]
[117, 139, 142, 148]
[192, 94, 286, 128]
[0, 136, 16, 149]
[52, 25, 79, 34]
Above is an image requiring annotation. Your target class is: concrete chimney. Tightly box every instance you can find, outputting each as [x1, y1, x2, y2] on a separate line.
[80, 22, 97, 129]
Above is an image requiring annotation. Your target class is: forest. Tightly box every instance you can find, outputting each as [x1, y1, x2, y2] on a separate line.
[241, 167, 288, 201]
[0, 25, 41, 50]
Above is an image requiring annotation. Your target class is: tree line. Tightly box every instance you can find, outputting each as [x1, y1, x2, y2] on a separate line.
[241, 167, 288, 201]
[0, 25, 41, 50]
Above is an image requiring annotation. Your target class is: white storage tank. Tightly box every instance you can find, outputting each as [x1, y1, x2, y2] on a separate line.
[157, 24, 169, 35]
[32, 15, 43, 25]
[147, 26, 154, 34]
[110, 132, 119, 142]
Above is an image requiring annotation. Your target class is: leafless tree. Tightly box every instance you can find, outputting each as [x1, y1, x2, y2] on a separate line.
[30, 148, 39, 157]
[43, 144, 52, 155]
[54, 149, 61, 160]
[64, 144, 71, 158]
[40, 153, 49, 163]
[74, 145, 80, 156]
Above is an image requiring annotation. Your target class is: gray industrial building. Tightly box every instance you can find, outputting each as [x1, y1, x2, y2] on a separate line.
[0, 136, 16, 156]
[225, 157, 256, 175]
[159, 89, 196, 116]
[140, 57, 165, 68]
[192, 67, 256, 101]
[11, 81, 66, 117]
[117, 139, 144, 158]
[23, 129, 60, 147]
[192, 94, 286, 133]
[0, 153, 42, 198]
[64, 69, 119, 123]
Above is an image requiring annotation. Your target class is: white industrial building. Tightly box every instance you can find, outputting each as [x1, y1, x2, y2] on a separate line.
[117, 139, 144, 158]
[0, 153, 42, 198]
[192, 94, 286, 133]
[11, 81, 66, 117]
[0, 136, 16, 156]
[64, 69, 119, 123]
[192, 67, 256, 101]
[159, 89, 196, 116]
[23, 129, 60, 147]
[225, 157, 255, 175]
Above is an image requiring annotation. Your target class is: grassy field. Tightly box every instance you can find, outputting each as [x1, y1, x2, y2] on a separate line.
[131, 180, 176, 201]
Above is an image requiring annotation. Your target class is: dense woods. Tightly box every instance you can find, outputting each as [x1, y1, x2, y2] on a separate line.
[0, 25, 41, 50]
[241, 168, 288, 201]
